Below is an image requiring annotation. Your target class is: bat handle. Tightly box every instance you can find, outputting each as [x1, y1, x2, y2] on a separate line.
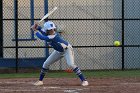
[30, 22, 39, 30]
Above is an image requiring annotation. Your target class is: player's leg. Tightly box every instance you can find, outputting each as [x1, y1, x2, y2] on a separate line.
[34, 50, 63, 85]
[39, 51, 63, 81]
[64, 45, 88, 86]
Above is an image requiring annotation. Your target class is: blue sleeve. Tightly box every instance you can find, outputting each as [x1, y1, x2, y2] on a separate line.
[36, 32, 49, 41]
[37, 26, 46, 36]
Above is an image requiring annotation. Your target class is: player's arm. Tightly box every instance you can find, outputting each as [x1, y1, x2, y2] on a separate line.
[36, 31, 56, 40]
[36, 26, 46, 36]
[35, 32, 49, 40]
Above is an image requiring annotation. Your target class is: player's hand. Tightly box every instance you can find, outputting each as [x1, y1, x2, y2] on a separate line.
[31, 24, 38, 31]
[31, 22, 39, 31]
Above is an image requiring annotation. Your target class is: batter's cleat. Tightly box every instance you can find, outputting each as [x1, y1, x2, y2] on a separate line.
[81, 81, 89, 86]
[33, 81, 43, 86]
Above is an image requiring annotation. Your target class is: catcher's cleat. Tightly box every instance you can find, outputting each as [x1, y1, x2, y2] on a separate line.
[81, 81, 89, 86]
[33, 81, 43, 86]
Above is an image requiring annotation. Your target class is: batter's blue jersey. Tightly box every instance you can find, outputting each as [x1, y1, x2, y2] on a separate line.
[36, 30, 69, 52]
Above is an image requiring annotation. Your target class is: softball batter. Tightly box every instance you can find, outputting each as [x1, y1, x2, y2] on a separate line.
[31, 21, 88, 86]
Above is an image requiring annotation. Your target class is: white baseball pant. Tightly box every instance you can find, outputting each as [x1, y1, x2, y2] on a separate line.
[42, 44, 77, 69]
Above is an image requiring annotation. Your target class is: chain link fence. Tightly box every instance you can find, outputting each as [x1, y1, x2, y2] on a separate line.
[0, 0, 140, 72]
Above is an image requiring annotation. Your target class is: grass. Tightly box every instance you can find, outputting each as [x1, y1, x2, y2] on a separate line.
[0, 70, 140, 79]
[85, 70, 140, 78]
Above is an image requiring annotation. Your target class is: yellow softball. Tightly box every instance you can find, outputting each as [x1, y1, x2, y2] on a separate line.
[114, 41, 121, 46]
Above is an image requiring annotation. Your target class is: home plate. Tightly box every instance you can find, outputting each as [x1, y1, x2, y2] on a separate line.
[64, 89, 78, 93]
[43, 86, 61, 89]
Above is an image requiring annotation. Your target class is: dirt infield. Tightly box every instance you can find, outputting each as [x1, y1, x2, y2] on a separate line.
[0, 77, 140, 93]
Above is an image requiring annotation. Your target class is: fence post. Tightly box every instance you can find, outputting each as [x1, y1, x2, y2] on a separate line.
[0, 0, 3, 58]
[30, 0, 34, 39]
[14, 0, 19, 73]
[122, 0, 125, 70]
[44, 0, 49, 58]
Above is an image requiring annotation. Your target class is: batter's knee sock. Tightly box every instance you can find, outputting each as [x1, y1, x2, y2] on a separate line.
[73, 67, 86, 82]
[39, 68, 49, 81]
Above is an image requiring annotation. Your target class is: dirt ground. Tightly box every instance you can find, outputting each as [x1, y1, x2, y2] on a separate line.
[0, 77, 140, 93]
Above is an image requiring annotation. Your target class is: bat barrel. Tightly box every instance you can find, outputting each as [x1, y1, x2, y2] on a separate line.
[39, 7, 57, 23]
